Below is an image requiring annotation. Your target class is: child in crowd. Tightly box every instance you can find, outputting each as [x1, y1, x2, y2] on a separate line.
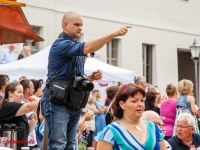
[92, 90, 106, 135]
[85, 94, 95, 147]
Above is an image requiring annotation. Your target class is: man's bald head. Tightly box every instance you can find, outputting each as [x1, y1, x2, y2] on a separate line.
[62, 11, 81, 28]
[9, 44, 15, 52]
[142, 110, 161, 123]
[61, 11, 83, 40]
[142, 110, 166, 133]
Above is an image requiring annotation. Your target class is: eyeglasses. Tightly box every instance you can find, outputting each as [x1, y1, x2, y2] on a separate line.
[175, 125, 193, 129]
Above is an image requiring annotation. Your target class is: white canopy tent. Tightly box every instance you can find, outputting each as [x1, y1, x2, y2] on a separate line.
[0, 45, 136, 83]
[0, 45, 136, 103]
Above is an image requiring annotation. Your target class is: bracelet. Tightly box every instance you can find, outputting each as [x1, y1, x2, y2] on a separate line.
[31, 118, 38, 123]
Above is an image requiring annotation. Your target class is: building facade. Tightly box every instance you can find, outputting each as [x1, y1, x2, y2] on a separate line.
[1, 0, 200, 95]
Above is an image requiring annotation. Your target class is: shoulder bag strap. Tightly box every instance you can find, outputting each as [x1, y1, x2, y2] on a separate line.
[48, 32, 77, 82]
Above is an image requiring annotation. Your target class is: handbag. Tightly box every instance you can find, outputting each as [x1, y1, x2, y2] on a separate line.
[48, 56, 91, 109]
[48, 60, 72, 105]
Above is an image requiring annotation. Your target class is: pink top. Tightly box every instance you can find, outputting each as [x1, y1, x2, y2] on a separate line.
[160, 99, 177, 137]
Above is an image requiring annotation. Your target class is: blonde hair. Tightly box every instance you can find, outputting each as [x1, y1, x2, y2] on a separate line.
[177, 79, 193, 95]
[92, 89, 101, 101]
[88, 94, 93, 102]
[21, 46, 30, 58]
[166, 84, 177, 96]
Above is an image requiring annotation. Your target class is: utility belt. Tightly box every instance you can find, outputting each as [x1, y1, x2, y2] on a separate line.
[44, 85, 73, 110]
[45, 79, 91, 110]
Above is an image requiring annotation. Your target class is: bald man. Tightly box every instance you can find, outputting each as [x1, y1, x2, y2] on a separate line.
[0, 44, 15, 64]
[41, 11, 131, 150]
[142, 111, 172, 150]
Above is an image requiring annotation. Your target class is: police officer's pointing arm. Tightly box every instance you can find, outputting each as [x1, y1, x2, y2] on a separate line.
[83, 26, 132, 54]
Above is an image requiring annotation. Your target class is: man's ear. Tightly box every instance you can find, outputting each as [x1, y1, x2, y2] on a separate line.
[63, 21, 68, 29]
[191, 126, 195, 133]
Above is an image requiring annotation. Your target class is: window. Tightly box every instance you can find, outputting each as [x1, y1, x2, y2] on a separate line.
[106, 39, 119, 67]
[23, 26, 42, 54]
[143, 44, 153, 84]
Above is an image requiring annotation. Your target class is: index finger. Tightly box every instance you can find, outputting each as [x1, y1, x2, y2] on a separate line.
[125, 25, 132, 28]
[95, 69, 102, 73]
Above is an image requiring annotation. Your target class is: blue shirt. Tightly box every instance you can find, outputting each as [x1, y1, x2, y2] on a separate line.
[46, 32, 86, 84]
[168, 133, 200, 150]
[177, 94, 192, 112]
[0, 48, 15, 64]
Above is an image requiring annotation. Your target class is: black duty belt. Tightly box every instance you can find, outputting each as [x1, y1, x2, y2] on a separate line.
[44, 87, 74, 110]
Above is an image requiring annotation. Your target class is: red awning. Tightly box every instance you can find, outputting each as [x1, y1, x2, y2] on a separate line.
[0, 5, 44, 44]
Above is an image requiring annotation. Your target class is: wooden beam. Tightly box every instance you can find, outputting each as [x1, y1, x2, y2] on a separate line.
[0, 0, 26, 7]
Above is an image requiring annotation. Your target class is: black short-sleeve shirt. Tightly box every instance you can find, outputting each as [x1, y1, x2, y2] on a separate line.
[0, 102, 29, 149]
[149, 106, 160, 115]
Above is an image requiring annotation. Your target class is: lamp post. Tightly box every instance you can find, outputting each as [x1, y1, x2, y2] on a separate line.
[190, 39, 200, 107]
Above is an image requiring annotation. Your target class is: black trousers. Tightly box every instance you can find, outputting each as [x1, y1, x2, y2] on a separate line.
[86, 130, 93, 148]
[28, 144, 38, 150]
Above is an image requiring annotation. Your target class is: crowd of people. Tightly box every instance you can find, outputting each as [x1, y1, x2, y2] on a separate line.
[1, 74, 200, 150]
[0, 75, 43, 150]
[0, 44, 30, 64]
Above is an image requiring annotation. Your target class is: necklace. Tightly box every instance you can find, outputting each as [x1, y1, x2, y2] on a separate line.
[122, 118, 142, 131]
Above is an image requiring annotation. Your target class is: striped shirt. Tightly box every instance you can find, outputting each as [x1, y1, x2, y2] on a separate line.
[96, 120, 164, 150]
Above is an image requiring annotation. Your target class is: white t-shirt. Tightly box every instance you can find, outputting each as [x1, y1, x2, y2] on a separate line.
[21, 98, 37, 146]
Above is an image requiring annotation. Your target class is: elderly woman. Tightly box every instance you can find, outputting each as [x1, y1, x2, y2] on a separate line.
[0, 83, 40, 150]
[96, 84, 166, 150]
[173, 79, 200, 135]
[18, 46, 30, 60]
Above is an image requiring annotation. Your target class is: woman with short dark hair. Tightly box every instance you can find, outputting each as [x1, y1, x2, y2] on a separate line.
[96, 84, 166, 150]
[30, 79, 43, 100]
[105, 86, 119, 125]
[145, 92, 160, 115]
